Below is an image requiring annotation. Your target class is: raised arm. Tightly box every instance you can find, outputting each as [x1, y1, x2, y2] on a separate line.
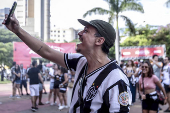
[2, 14, 66, 68]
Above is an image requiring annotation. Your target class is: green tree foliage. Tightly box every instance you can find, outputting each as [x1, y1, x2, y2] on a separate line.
[0, 42, 13, 67]
[108, 46, 115, 59]
[0, 29, 21, 68]
[121, 23, 170, 57]
[121, 35, 151, 47]
[0, 29, 21, 43]
[148, 24, 170, 56]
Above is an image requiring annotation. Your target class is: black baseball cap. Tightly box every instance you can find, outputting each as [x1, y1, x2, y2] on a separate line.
[78, 19, 116, 49]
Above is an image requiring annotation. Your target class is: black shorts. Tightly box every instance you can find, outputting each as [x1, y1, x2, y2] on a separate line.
[20, 80, 27, 88]
[60, 88, 66, 93]
[53, 81, 60, 89]
[54, 84, 59, 89]
[164, 84, 170, 93]
[142, 98, 158, 111]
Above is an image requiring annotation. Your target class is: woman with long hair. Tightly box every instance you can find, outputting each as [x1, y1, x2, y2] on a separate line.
[13, 64, 21, 98]
[58, 67, 68, 110]
[139, 61, 167, 113]
[125, 60, 136, 104]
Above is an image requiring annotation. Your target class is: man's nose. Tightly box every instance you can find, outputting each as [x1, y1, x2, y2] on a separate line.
[78, 30, 83, 36]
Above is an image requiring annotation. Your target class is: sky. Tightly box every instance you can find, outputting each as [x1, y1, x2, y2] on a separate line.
[1, 0, 170, 29]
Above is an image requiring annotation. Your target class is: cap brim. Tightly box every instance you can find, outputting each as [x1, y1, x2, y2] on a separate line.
[78, 19, 92, 27]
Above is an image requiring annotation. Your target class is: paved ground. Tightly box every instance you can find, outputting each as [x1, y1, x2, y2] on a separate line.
[0, 82, 169, 113]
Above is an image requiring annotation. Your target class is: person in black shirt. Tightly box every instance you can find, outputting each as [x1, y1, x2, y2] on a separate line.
[58, 67, 69, 110]
[37, 64, 45, 105]
[27, 61, 44, 112]
[13, 64, 21, 98]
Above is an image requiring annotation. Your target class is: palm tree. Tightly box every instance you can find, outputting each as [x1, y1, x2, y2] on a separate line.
[83, 0, 144, 63]
[166, 0, 170, 7]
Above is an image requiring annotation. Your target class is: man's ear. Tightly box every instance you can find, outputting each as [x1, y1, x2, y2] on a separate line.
[96, 37, 105, 45]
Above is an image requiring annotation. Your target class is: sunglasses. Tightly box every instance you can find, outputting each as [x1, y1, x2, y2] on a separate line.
[142, 66, 148, 69]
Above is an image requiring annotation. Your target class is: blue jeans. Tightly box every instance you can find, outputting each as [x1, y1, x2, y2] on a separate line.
[15, 80, 21, 84]
[130, 82, 136, 103]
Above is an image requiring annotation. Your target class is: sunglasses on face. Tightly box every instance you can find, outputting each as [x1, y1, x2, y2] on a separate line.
[142, 66, 148, 69]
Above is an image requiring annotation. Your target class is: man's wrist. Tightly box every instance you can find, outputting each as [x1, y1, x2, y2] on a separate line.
[15, 27, 22, 36]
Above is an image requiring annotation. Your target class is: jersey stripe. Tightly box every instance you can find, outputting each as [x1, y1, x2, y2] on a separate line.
[83, 62, 116, 113]
[65, 53, 131, 113]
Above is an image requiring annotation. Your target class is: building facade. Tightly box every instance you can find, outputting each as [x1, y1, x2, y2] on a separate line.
[50, 26, 79, 43]
[16, 0, 50, 42]
[0, 8, 10, 29]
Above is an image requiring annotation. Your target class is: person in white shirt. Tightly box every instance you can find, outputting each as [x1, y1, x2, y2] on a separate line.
[162, 56, 170, 112]
[46, 64, 56, 105]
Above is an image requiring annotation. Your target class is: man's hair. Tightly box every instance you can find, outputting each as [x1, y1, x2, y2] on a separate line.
[39, 60, 43, 64]
[60, 67, 68, 74]
[37, 65, 42, 70]
[32, 61, 37, 67]
[126, 60, 135, 67]
[152, 54, 158, 59]
[12, 62, 16, 66]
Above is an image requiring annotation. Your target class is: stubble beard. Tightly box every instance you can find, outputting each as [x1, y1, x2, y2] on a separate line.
[76, 48, 81, 53]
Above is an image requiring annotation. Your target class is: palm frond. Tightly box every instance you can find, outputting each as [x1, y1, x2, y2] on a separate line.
[120, 15, 136, 36]
[120, 1, 144, 13]
[83, 7, 112, 18]
[165, 0, 170, 7]
[108, 13, 115, 25]
[103, 0, 118, 13]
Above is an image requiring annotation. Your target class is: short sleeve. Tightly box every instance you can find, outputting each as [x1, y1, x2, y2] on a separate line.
[153, 75, 159, 83]
[64, 53, 84, 71]
[28, 70, 30, 77]
[37, 68, 40, 74]
[107, 80, 131, 113]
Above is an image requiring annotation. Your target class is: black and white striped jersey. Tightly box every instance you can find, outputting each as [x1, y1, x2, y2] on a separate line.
[64, 53, 132, 113]
[20, 68, 27, 80]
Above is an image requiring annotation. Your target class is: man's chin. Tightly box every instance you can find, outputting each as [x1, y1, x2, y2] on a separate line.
[76, 48, 81, 53]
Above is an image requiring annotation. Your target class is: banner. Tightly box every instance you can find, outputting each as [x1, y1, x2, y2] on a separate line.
[13, 42, 76, 68]
[120, 45, 166, 60]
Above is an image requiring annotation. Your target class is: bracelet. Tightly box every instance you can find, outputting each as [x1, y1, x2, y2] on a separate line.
[165, 97, 168, 100]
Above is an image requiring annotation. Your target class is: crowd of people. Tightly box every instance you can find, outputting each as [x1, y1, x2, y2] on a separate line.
[9, 60, 75, 112]
[8, 55, 170, 112]
[120, 55, 170, 113]
[4, 11, 169, 113]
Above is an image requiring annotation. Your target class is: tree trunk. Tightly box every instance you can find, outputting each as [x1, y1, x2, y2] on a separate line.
[115, 15, 120, 64]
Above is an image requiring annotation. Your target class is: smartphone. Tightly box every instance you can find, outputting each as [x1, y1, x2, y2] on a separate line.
[5, 1, 17, 25]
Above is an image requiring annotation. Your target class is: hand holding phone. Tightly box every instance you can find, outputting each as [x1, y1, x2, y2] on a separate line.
[5, 2, 17, 25]
[2, 1, 20, 34]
